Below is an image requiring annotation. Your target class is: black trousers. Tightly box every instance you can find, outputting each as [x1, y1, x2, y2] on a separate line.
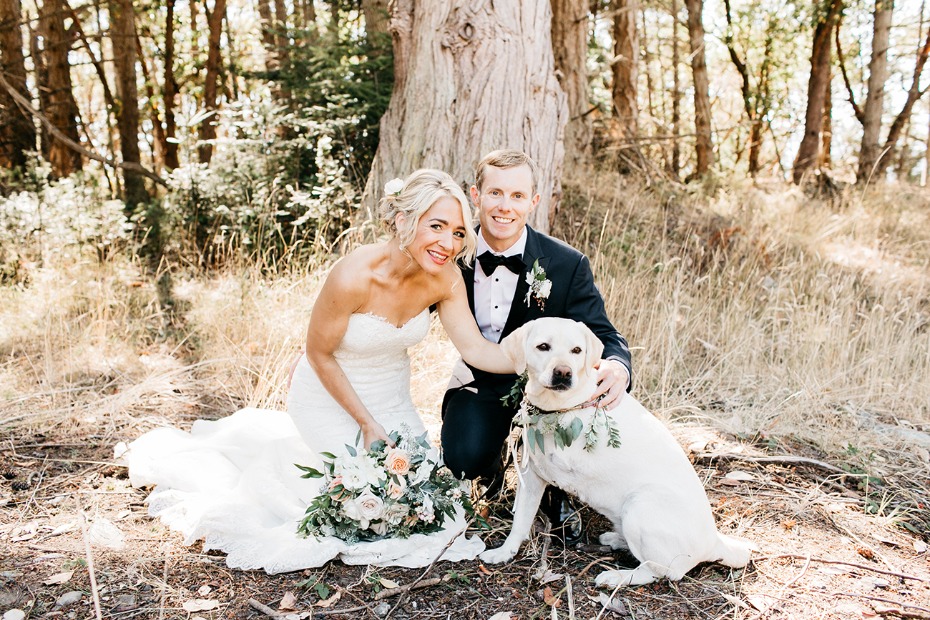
[440, 379, 518, 482]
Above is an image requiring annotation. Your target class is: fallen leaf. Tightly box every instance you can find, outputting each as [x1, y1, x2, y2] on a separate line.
[379, 577, 400, 589]
[724, 470, 756, 482]
[314, 590, 341, 608]
[535, 570, 564, 584]
[487, 613, 514, 620]
[720, 594, 750, 609]
[279, 592, 298, 610]
[56, 591, 83, 608]
[3, 610, 25, 620]
[781, 519, 797, 531]
[43, 571, 74, 585]
[478, 564, 492, 575]
[88, 518, 125, 550]
[746, 594, 770, 612]
[542, 586, 561, 607]
[197, 585, 212, 597]
[914, 539, 928, 553]
[856, 547, 875, 561]
[597, 593, 628, 614]
[182, 599, 219, 612]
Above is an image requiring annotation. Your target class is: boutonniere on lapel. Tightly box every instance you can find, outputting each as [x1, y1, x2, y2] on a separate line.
[524, 259, 551, 310]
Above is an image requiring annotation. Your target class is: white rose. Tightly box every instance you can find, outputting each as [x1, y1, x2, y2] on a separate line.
[369, 520, 389, 536]
[382, 501, 410, 525]
[387, 477, 407, 499]
[356, 490, 385, 522]
[384, 178, 404, 196]
[341, 496, 363, 522]
[537, 280, 552, 298]
[336, 454, 385, 491]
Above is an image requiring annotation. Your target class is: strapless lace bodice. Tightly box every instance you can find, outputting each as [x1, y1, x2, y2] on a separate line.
[120, 308, 484, 573]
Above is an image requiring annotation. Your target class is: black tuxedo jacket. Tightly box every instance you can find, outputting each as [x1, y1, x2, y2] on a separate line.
[462, 226, 632, 390]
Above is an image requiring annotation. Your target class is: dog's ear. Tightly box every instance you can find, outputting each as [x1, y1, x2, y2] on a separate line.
[500, 323, 530, 374]
[582, 322, 604, 369]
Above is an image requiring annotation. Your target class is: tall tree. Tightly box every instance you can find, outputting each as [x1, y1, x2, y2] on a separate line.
[363, 0, 390, 45]
[670, 0, 681, 178]
[857, 0, 893, 182]
[365, 0, 567, 233]
[0, 0, 35, 169]
[199, 0, 227, 164]
[39, 0, 82, 176]
[257, 0, 278, 72]
[793, 0, 843, 184]
[611, 0, 641, 172]
[163, 0, 180, 170]
[551, 0, 592, 162]
[685, 0, 713, 176]
[109, 0, 147, 208]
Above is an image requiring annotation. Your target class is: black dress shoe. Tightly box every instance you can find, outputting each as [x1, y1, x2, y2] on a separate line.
[541, 487, 584, 546]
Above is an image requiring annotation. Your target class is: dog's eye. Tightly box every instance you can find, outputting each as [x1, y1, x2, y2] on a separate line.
[536, 343, 550, 351]
[571, 347, 582, 354]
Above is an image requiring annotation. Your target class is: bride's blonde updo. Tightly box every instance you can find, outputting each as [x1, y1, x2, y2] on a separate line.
[379, 169, 477, 265]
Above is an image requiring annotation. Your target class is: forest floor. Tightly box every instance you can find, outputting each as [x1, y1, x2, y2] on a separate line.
[2, 404, 928, 620]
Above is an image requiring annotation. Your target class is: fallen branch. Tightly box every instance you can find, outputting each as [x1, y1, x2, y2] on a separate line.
[75, 496, 104, 620]
[248, 598, 286, 618]
[754, 554, 928, 583]
[374, 575, 450, 601]
[834, 592, 930, 618]
[694, 452, 849, 475]
[0, 73, 167, 187]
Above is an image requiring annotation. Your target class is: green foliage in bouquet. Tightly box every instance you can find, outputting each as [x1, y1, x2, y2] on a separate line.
[296, 430, 473, 543]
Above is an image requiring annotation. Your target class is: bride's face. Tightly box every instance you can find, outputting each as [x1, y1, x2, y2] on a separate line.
[406, 196, 467, 273]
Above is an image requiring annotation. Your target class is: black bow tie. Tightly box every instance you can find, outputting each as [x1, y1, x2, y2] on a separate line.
[477, 251, 524, 275]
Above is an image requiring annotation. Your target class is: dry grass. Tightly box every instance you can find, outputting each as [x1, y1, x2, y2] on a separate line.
[2, 173, 929, 619]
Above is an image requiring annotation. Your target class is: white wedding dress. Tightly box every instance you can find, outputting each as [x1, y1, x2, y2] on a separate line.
[120, 311, 484, 574]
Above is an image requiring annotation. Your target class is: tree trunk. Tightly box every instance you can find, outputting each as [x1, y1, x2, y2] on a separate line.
[272, 0, 289, 68]
[257, 0, 277, 72]
[109, 0, 147, 209]
[0, 0, 36, 169]
[39, 0, 82, 177]
[685, 0, 713, 176]
[670, 0, 681, 178]
[857, 0, 893, 182]
[136, 33, 166, 172]
[364, 0, 567, 233]
[551, 0, 591, 163]
[821, 60, 833, 168]
[874, 26, 930, 177]
[611, 0, 640, 173]
[163, 0, 179, 170]
[198, 0, 226, 164]
[363, 0, 389, 45]
[792, 0, 843, 184]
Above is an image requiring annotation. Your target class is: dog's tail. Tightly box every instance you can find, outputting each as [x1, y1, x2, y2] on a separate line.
[713, 533, 754, 568]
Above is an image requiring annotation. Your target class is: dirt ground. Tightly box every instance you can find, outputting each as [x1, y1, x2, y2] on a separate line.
[2, 416, 928, 620]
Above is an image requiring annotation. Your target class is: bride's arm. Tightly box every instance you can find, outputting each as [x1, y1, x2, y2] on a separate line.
[303, 260, 390, 449]
[436, 274, 515, 374]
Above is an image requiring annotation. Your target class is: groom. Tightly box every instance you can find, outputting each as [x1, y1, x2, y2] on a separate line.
[441, 149, 632, 532]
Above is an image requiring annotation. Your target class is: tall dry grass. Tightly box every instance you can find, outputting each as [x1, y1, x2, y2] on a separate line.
[1, 173, 928, 475]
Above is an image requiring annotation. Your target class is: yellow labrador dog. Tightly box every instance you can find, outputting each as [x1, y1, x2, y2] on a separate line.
[479, 318, 753, 587]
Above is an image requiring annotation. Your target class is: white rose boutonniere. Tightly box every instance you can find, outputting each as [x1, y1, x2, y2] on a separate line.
[524, 259, 551, 310]
[384, 178, 404, 197]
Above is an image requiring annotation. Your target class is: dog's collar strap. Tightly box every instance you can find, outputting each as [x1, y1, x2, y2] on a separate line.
[523, 393, 607, 417]
[516, 394, 621, 454]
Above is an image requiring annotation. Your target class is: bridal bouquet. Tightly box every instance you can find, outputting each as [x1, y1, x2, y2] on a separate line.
[295, 430, 472, 542]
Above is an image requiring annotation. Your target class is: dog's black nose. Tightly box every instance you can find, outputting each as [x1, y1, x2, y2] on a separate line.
[551, 366, 573, 389]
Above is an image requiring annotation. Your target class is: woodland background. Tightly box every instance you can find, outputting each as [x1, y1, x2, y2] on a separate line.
[1, 1, 929, 619]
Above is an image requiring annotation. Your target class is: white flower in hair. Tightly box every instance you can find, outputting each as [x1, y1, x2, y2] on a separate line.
[384, 178, 404, 196]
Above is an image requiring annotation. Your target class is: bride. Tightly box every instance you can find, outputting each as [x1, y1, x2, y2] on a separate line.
[121, 169, 513, 573]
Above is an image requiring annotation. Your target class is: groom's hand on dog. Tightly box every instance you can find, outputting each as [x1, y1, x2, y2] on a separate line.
[591, 359, 630, 410]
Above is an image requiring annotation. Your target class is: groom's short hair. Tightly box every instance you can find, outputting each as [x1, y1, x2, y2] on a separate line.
[475, 150, 539, 196]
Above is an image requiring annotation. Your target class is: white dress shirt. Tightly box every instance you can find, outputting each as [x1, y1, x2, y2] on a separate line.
[474, 228, 528, 342]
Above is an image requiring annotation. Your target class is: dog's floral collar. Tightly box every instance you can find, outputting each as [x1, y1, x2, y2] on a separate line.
[515, 394, 621, 454]
[524, 260, 551, 310]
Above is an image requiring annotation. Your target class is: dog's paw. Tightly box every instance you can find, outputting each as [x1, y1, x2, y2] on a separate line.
[598, 531, 628, 550]
[479, 546, 517, 564]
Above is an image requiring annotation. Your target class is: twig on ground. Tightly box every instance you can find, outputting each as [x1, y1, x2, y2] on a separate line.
[820, 507, 900, 574]
[695, 452, 849, 475]
[747, 555, 811, 620]
[754, 554, 928, 583]
[159, 544, 171, 620]
[248, 598, 286, 618]
[532, 518, 553, 581]
[76, 495, 104, 620]
[384, 520, 471, 618]
[374, 575, 450, 600]
[833, 592, 930, 618]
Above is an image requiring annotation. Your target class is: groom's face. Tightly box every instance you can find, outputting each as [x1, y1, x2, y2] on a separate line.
[471, 164, 540, 253]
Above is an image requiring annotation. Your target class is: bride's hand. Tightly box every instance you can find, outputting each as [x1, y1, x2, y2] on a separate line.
[361, 421, 392, 450]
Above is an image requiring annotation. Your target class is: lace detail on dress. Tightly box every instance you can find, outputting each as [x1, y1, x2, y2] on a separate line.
[120, 308, 483, 573]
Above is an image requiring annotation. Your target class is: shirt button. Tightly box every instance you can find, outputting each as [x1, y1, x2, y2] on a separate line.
[495, 278, 499, 282]
[494, 305, 498, 309]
